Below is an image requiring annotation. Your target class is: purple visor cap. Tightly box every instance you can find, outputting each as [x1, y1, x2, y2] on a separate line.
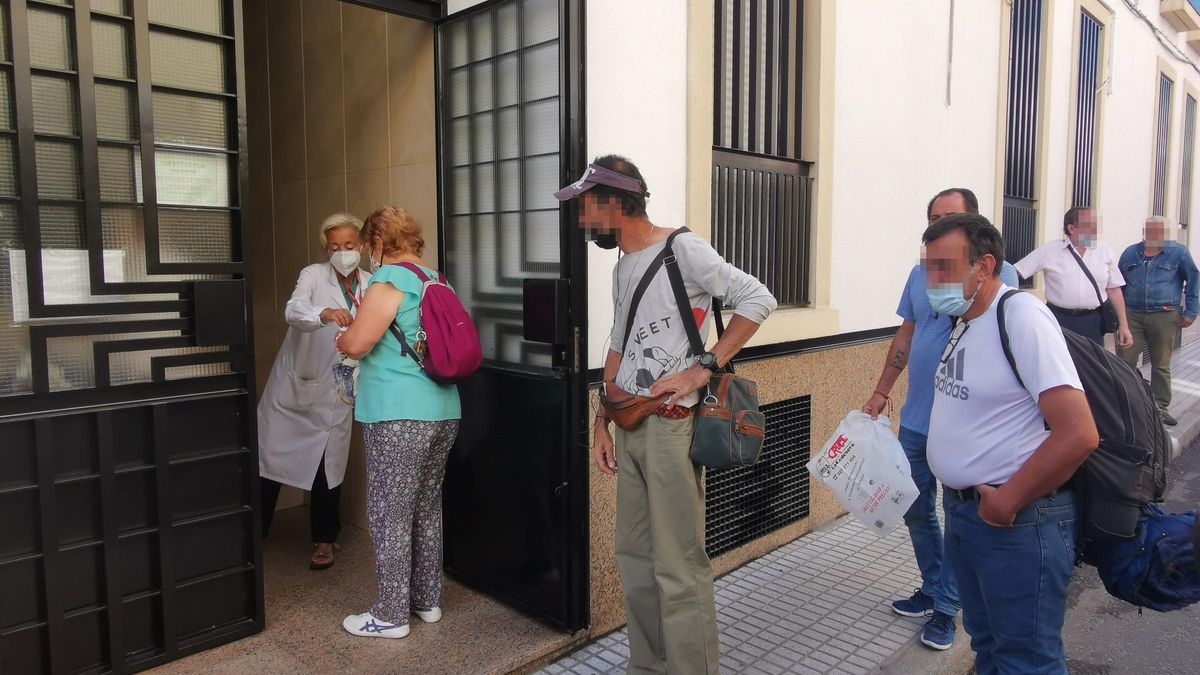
[553, 164, 646, 201]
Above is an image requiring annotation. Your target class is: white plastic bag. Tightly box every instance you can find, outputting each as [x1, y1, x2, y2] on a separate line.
[806, 411, 918, 536]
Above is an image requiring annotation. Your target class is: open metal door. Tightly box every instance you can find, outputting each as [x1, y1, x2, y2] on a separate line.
[435, 0, 588, 631]
[0, 1, 260, 672]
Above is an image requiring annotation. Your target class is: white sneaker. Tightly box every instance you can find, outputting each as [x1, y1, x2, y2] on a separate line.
[342, 612, 410, 639]
[413, 606, 442, 623]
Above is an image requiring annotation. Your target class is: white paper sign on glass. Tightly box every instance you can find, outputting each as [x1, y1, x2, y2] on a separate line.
[7, 248, 127, 321]
[134, 149, 230, 207]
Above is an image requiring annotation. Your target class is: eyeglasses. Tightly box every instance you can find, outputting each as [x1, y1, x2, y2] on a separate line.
[941, 320, 970, 364]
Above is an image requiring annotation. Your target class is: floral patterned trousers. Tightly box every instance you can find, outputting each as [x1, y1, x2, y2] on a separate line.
[362, 418, 460, 625]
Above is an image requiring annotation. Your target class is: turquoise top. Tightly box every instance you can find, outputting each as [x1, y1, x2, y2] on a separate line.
[355, 265, 462, 423]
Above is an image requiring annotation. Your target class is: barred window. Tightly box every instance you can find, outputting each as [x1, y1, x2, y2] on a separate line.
[1153, 72, 1174, 217]
[1002, 0, 1044, 282]
[712, 0, 812, 307]
[1072, 10, 1101, 208]
[1180, 94, 1196, 227]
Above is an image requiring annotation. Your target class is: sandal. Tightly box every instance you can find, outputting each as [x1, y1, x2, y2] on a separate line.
[310, 543, 336, 571]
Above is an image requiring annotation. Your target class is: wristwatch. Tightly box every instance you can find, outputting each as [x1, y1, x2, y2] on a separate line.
[697, 352, 721, 373]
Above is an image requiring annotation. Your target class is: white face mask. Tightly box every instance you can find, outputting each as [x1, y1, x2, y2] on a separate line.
[330, 250, 361, 276]
[367, 251, 382, 274]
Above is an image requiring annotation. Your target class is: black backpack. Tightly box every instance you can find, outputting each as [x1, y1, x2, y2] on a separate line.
[995, 290, 1171, 545]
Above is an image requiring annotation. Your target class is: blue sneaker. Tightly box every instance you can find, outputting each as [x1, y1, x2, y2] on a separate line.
[891, 588, 934, 617]
[342, 612, 410, 639]
[920, 611, 956, 650]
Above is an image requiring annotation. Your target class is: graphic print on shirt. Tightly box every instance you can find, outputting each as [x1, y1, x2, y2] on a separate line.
[618, 306, 708, 395]
[621, 313, 682, 392]
[935, 348, 970, 401]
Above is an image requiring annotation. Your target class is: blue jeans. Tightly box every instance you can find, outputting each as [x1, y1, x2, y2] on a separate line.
[944, 487, 1077, 675]
[898, 426, 959, 616]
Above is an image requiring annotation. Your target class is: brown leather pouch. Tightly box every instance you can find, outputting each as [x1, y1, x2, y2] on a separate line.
[600, 382, 669, 432]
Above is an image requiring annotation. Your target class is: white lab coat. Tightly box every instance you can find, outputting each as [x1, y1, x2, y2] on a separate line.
[257, 262, 370, 490]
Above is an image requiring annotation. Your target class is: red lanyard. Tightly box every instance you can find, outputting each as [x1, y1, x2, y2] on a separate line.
[339, 274, 361, 310]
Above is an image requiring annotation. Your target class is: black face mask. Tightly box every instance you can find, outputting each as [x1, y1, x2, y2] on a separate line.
[591, 233, 619, 250]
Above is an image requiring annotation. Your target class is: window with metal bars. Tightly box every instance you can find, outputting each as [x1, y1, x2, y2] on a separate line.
[1002, 0, 1044, 283]
[712, 0, 812, 307]
[1072, 11, 1101, 208]
[1180, 94, 1196, 227]
[1153, 73, 1174, 217]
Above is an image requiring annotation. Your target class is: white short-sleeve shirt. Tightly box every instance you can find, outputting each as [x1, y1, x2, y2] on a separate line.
[1013, 238, 1125, 310]
[927, 287, 1084, 490]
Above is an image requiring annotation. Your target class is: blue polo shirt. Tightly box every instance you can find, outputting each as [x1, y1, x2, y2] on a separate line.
[897, 262, 1019, 435]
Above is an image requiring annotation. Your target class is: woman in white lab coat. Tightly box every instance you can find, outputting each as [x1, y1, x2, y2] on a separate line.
[258, 212, 370, 570]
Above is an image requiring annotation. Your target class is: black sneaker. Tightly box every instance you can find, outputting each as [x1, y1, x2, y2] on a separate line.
[891, 588, 934, 617]
[1161, 411, 1178, 427]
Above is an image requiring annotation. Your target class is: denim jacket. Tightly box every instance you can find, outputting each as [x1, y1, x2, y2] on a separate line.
[1118, 241, 1200, 320]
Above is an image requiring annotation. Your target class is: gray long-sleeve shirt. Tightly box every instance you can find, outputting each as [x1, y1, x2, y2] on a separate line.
[609, 230, 777, 407]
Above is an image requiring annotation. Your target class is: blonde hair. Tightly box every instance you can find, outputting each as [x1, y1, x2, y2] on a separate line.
[361, 206, 425, 257]
[318, 212, 363, 247]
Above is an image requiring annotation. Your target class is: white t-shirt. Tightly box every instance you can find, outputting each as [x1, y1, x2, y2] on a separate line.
[927, 286, 1083, 490]
[1013, 239, 1125, 310]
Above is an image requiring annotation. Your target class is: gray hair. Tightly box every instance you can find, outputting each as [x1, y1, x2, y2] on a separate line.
[318, 212, 363, 246]
[1145, 215, 1168, 225]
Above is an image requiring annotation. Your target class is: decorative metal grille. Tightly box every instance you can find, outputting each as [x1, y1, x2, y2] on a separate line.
[1072, 11, 1101, 208]
[439, 0, 561, 371]
[1154, 72, 1174, 217]
[0, 0, 245, 400]
[0, 1, 257, 672]
[1181, 95, 1196, 227]
[705, 395, 811, 558]
[1002, 0, 1043, 278]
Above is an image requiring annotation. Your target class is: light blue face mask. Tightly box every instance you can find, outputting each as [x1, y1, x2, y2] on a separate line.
[927, 265, 979, 316]
[1076, 234, 1097, 249]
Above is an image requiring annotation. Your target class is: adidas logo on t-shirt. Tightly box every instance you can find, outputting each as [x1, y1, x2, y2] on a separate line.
[935, 348, 970, 401]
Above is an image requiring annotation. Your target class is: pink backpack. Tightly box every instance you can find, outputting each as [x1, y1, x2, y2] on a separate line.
[388, 263, 482, 384]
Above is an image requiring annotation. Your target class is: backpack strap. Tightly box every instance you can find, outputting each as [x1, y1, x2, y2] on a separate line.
[996, 288, 1026, 391]
[395, 261, 448, 285]
[384, 263, 433, 366]
[664, 233, 733, 374]
[1066, 244, 1105, 309]
[388, 322, 423, 365]
[618, 227, 691, 351]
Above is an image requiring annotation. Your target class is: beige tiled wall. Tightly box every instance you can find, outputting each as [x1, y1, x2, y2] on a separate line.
[243, 0, 438, 519]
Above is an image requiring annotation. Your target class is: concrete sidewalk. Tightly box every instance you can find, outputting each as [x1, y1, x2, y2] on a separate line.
[539, 324, 1200, 675]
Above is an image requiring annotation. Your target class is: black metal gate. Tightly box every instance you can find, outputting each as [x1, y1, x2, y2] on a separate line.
[436, 0, 589, 632]
[0, 0, 257, 672]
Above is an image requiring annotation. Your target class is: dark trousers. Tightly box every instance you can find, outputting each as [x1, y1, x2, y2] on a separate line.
[1048, 305, 1104, 346]
[260, 453, 342, 543]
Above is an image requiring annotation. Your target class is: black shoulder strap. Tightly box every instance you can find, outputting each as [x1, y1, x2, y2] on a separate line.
[664, 232, 732, 373]
[996, 289, 1026, 390]
[388, 322, 422, 365]
[619, 227, 691, 351]
[1066, 244, 1105, 307]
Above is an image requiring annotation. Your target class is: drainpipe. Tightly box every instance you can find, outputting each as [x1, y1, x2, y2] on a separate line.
[946, 0, 955, 107]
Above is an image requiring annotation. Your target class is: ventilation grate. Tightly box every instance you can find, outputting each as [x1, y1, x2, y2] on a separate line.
[704, 395, 811, 558]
